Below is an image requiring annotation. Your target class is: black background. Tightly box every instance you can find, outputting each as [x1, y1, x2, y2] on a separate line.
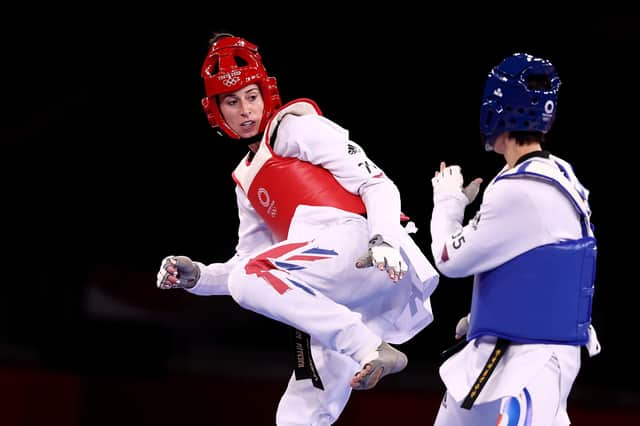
[2, 12, 638, 423]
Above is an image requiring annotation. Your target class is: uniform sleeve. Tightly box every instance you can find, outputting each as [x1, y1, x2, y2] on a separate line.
[430, 178, 554, 278]
[275, 114, 404, 247]
[186, 186, 275, 296]
[187, 258, 236, 296]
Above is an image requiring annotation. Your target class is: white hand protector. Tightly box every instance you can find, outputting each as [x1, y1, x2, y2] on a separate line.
[355, 235, 408, 283]
[156, 255, 201, 290]
[432, 164, 482, 204]
[462, 179, 482, 204]
[432, 165, 464, 199]
[586, 324, 602, 357]
[455, 313, 471, 339]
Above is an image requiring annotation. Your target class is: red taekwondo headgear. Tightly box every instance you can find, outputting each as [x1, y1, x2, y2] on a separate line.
[201, 35, 282, 139]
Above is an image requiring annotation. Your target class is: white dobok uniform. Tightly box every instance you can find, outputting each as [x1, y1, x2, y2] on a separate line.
[430, 153, 600, 426]
[187, 99, 439, 425]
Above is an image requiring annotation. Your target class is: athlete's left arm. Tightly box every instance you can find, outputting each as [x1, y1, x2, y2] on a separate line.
[276, 114, 404, 247]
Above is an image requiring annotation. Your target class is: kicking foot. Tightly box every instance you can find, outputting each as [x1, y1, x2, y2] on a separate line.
[350, 342, 408, 390]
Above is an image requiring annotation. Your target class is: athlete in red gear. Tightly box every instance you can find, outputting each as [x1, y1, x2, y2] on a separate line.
[156, 33, 439, 425]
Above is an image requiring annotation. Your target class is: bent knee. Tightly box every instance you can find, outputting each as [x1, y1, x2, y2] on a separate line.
[227, 262, 252, 305]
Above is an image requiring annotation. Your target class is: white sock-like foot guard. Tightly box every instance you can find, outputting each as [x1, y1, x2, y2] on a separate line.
[350, 342, 408, 390]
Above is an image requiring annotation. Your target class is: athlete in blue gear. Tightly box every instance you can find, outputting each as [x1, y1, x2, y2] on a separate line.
[429, 53, 601, 426]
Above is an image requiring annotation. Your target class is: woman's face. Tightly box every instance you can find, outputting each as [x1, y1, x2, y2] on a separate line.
[218, 84, 265, 138]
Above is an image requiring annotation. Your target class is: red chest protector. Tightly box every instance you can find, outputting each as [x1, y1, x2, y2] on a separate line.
[232, 99, 366, 242]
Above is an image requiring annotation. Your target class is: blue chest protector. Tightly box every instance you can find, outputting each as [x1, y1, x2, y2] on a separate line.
[467, 158, 596, 345]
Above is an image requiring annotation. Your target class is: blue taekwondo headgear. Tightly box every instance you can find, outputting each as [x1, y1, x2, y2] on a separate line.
[479, 53, 561, 151]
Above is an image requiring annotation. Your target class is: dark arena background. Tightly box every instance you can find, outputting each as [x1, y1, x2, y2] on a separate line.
[2, 12, 639, 425]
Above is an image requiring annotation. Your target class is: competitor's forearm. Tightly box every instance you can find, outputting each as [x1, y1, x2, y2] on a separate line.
[430, 191, 482, 277]
[360, 179, 404, 248]
[430, 195, 467, 256]
[186, 255, 244, 296]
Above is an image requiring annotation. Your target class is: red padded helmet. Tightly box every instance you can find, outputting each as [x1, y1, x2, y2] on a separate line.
[201, 35, 282, 139]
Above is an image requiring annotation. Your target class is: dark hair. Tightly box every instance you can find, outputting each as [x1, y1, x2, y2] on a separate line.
[206, 32, 250, 72]
[208, 32, 234, 47]
[509, 131, 544, 145]
[526, 74, 553, 91]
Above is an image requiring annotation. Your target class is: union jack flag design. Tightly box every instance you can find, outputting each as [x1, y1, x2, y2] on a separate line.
[244, 242, 338, 295]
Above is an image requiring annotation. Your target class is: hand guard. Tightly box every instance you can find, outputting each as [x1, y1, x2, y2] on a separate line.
[462, 180, 481, 204]
[586, 324, 601, 357]
[355, 235, 407, 283]
[156, 255, 201, 290]
[455, 313, 471, 339]
[432, 164, 482, 204]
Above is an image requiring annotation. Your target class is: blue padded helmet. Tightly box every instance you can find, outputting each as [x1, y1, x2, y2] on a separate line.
[479, 53, 561, 151]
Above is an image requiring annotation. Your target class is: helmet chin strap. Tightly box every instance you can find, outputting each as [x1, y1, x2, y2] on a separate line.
[214, 128, 263, 146]
[241, 133, 263, 146]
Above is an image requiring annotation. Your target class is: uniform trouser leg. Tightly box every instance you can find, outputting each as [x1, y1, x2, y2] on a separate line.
[227, 251, 381, 363]
[434, 355, 565, 426]
[275, 340, 357, 426]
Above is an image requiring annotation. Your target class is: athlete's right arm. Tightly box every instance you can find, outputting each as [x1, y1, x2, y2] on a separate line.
[156, 254, 238, 296]
[156, 186, 275, 296]
[430, 168, 542, 278]
[191, 186, 276, 295]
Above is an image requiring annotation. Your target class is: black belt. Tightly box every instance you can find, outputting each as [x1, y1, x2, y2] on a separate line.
[440, 338, 469, 361]
[461, 338, 510, 410]
[293, 328, 324, 390]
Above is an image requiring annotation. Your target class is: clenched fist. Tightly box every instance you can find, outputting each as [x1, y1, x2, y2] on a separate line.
[156, 255, 201, 289]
